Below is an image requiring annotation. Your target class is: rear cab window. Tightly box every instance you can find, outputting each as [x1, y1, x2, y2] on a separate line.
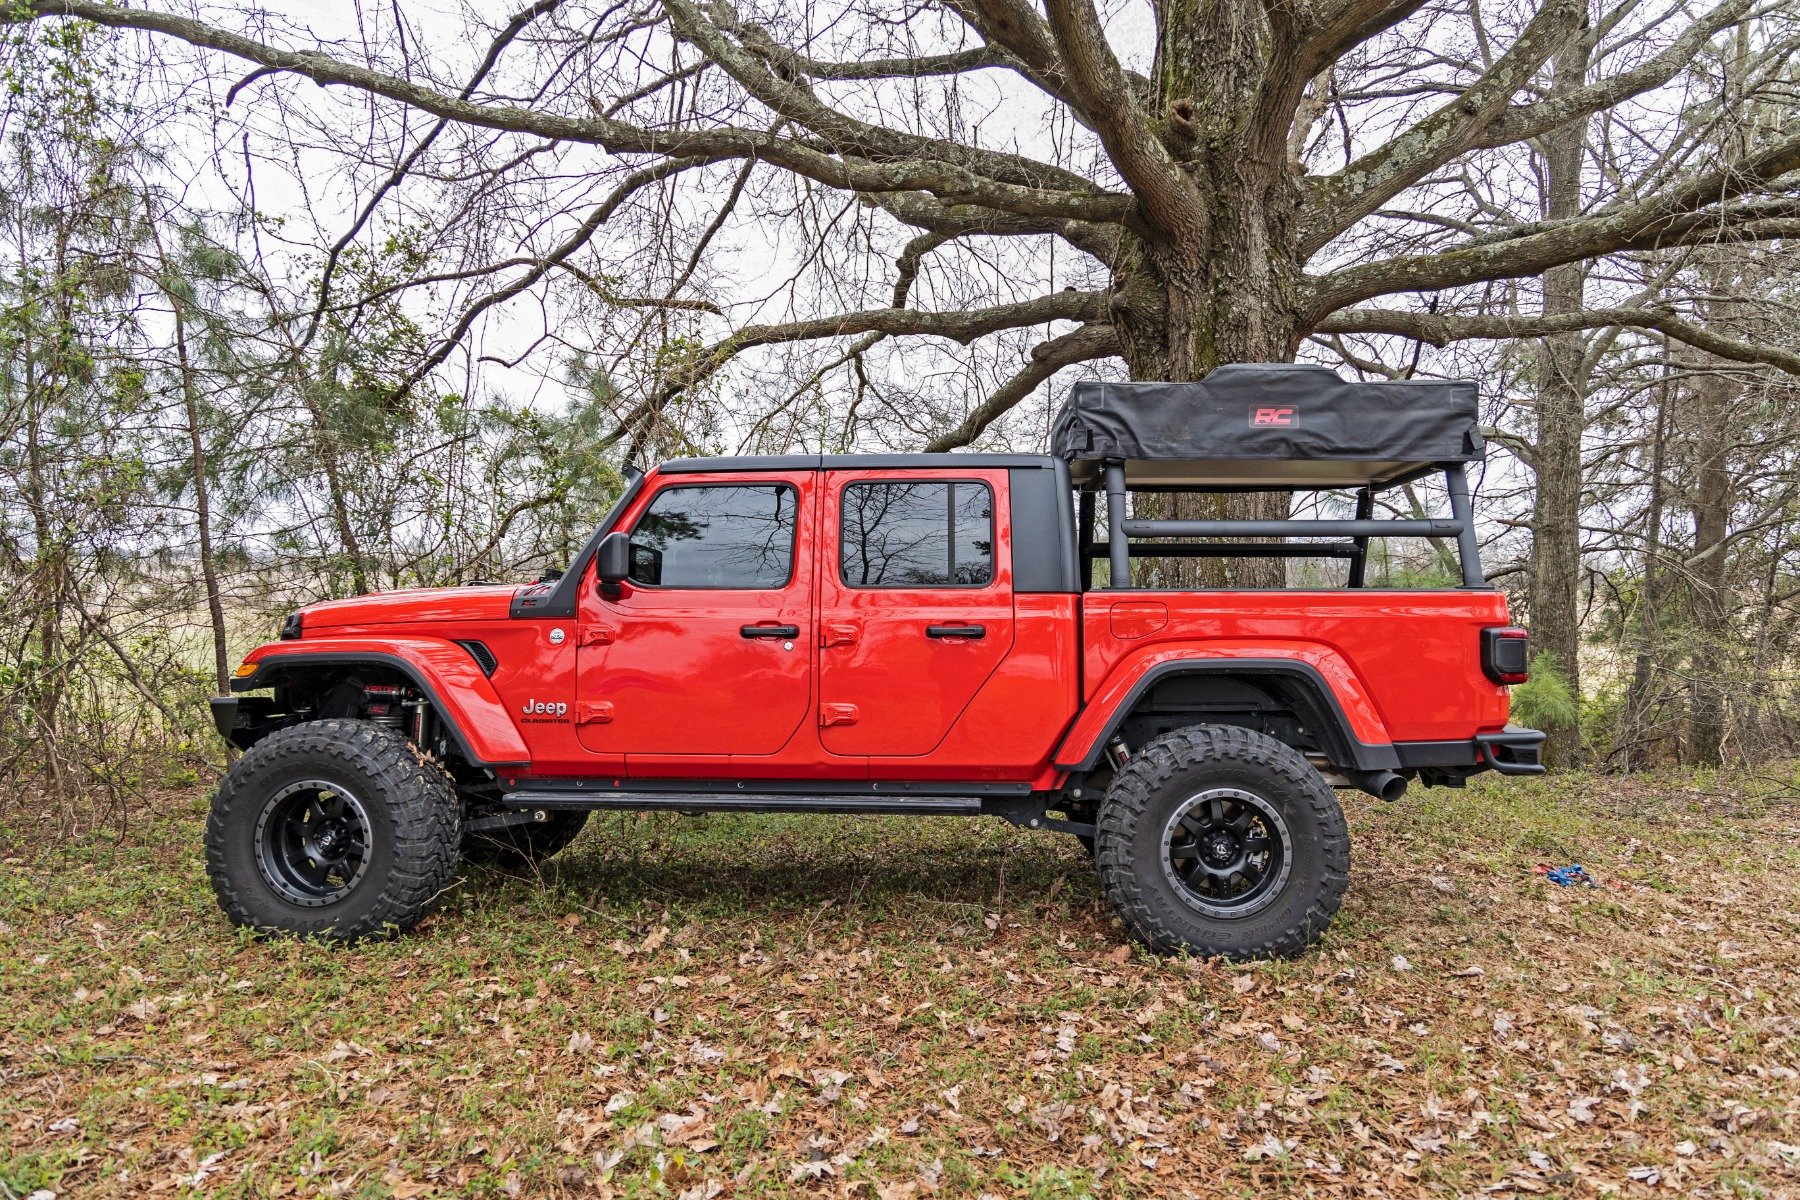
[840, 480, 993, 588]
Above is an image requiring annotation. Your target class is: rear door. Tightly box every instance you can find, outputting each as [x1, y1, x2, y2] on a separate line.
[816, 468, 1015, 757]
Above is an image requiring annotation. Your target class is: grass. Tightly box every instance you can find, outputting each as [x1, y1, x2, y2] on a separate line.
[2, 768, 1798, 1198]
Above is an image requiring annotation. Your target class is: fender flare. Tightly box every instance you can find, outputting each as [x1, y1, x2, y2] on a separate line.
[1054, 657, 1400, 773]
[230, 641, 531, 767]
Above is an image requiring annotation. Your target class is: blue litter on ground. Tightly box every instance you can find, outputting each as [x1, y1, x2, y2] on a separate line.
[1544, 864, 1594, 887]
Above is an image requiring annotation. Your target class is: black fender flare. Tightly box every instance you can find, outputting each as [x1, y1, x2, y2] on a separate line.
[1055, 659, 1401, 773]
[228, 650, 525, 767]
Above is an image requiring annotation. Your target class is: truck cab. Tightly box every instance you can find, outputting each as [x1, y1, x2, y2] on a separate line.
[208, 364, 1543, 958]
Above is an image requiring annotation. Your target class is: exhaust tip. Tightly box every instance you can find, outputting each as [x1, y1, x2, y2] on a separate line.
[1353, 770, 1408, 802]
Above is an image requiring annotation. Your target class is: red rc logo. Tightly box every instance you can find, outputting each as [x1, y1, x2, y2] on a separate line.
[1251, 405, 1298, 427]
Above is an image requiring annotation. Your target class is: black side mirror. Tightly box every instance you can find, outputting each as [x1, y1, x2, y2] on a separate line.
[596, 531, 630, 599]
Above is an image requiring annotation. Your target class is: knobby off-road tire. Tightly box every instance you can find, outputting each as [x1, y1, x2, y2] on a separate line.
[462, 810, 589, 871]
[206, 719, 460, 943]
[1095, 725, 1350, 960]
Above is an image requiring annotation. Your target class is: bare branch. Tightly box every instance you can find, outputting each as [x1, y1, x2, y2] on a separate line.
[1302, 0, 1587, 256]
[301, 0, 563, 347]
[1477, 0, 1761, 150]
[1308, 132, 1800, 313]
[1041, 0, 1198, 237]
[17, 1, 1132, 224]
[402, 156, 723, 391]
[925, 323, 1120, 451]
[1317, 307, 1800, 376]
[606, 291, 1109, 448]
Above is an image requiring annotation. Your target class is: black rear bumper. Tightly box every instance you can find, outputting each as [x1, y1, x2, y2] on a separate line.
[1474, 726, 1547, 775]
[1393, 725, 1545, 784]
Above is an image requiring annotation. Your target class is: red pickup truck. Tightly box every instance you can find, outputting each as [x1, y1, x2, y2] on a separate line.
[208, 365, 1542, 958]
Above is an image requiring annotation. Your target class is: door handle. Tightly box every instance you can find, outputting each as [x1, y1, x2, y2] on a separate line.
[926, 624, 986, 639]
[741, 624, 800, 639]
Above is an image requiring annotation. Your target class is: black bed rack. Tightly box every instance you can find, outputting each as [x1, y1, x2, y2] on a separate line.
[1075, 459, 1485, 590]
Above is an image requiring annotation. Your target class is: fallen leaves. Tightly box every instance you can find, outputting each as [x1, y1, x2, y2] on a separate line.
[5, 776, 1798, 1198]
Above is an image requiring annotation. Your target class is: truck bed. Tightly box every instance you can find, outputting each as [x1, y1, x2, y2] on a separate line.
[1077, 589, 1514, 747]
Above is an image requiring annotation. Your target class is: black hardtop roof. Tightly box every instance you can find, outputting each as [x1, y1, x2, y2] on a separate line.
[655, 452, 1059, 474]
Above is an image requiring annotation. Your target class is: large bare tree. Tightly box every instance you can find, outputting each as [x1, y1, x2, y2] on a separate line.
[14, 0, 1798, 450]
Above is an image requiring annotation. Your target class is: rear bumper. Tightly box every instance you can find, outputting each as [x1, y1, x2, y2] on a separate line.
[1474, 726, 1547, 775]
[1393, 725, 1545, 782]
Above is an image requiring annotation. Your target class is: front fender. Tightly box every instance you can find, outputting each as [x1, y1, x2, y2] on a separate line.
[231, 637, 531, 766]
[1054, 641, 1396, 771]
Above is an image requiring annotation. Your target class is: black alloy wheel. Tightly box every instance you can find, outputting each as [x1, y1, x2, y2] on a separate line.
[254, 780, 374, 906]
[207, 719, 459, 942]
[1160, 787, 1291, 917]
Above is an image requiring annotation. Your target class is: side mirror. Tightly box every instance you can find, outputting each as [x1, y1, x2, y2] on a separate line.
[596, 531, 630, 599]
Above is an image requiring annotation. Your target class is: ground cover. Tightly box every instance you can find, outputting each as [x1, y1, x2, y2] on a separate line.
[3, 769, 1797, 1198]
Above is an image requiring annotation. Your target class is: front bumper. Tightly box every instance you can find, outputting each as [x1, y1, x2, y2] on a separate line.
[210, 695, 238, 742]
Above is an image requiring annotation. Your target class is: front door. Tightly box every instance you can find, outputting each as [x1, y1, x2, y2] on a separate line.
[575, 472, 816, 758]
[817, 468, 1015, 757]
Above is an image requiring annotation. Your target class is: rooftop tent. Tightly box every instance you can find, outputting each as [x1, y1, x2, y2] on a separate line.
[1051, 363, 1490, 589]
[1051, 363, 1483, 489]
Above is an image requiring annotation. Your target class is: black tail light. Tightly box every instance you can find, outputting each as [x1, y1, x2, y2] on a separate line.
[1481, 626, 1530, 685]
[279, 610, 303, 640]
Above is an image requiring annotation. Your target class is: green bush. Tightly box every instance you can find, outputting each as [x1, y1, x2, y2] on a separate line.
[1510, 651, 1578, 730]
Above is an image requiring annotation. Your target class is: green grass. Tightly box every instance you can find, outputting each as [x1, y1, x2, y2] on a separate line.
[2, 768, 1798, 1198]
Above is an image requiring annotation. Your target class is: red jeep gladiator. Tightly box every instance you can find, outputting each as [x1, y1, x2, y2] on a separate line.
[209, 365, 1543, 958]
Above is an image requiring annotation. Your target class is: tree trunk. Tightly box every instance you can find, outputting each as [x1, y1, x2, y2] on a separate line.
[1685, 370, 1733, 765]
[1108, 1, 1309, 589]
[1525, 39, 1591, 768]
[1621, 353, 1671, 768]
[148, 204, 233, 697]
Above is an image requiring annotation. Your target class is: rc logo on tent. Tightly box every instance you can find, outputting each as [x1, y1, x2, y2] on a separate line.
[1250, 406, 1298, 427]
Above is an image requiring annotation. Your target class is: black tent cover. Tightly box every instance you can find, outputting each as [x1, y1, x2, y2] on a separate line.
[1051, 363, 1483, 488]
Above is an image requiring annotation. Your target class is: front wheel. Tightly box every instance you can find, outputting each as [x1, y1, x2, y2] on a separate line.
[1095, 726, 1350, 960]
[205, 719, 460, 942]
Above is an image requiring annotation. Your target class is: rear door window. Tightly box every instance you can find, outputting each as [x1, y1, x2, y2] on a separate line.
[839, 481, 993, 587]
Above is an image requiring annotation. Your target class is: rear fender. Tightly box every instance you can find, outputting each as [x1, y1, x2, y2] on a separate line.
[1056, 643, 1397, 772]
[231, 637, 530, 766]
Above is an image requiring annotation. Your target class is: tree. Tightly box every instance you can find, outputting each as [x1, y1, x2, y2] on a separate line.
[11, 0, 1797, 450]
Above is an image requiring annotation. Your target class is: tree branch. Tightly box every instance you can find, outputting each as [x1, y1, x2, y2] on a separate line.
[925, 323, 1121, 451]
[1476, 0, 1760, 151]
[15, 0, 1131, 225]
[1307, 131, 1800, 313]
[665, 0, 1103, 197]
[301, 0, 563, 347]
[1041, 0, 1199, 238]
[605, 290, 1109, 448]
[1316, 306, 1800, 376]
[1302, 0, 1586, 256]
[401, 156, 722, 391]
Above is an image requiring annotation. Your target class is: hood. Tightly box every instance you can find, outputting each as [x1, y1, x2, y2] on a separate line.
[299, 585, 520, 630]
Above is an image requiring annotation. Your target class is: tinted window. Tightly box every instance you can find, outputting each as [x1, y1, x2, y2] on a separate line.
[840, 481, 993, 587]
[629, 484, 796, 589]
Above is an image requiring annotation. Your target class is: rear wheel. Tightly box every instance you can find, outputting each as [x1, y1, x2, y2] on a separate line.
[205, 719, 459, 942]
[1095, 725, 1349, 960]
[462, 809, 590, 871]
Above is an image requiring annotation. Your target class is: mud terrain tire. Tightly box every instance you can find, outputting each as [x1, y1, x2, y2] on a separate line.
[206, 719, 459, 942]
[1096, 725, 1350, 960]
[462, 810, 590, 871]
